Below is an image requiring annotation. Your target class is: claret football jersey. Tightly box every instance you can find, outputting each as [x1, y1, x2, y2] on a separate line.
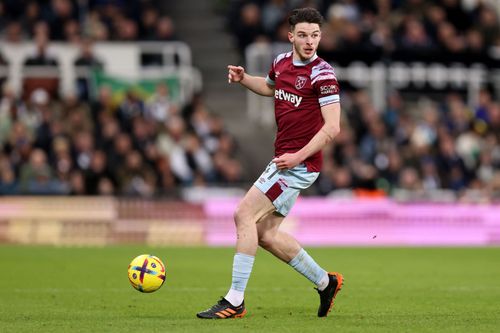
[266, 52, 340, 172]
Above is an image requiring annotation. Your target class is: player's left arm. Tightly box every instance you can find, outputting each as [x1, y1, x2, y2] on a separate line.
[272, 102, 341, 170]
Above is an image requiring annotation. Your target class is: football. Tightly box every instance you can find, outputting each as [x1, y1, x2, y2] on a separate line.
[127, 254, 166, 293]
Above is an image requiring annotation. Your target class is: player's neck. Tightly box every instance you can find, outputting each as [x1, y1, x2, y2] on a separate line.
[292, 53, 318, 66]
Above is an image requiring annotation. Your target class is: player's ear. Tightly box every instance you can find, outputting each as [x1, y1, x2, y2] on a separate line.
[288, 31, 294, 43]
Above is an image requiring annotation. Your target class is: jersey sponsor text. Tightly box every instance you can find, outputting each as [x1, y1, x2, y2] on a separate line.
[274, 89, 303, 107]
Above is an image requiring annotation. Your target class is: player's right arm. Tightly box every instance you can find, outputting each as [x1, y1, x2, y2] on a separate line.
[228, 65, 274, 97]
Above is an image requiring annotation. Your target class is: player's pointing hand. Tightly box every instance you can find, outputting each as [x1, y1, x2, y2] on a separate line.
[228, 65, 245, 83]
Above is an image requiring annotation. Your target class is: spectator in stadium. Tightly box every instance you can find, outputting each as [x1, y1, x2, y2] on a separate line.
[0, 83, 17, 146]
[0, 152, 18, 194]
[486, 103, 500, 133]
[21, 1, 41, 37]
[23, 34, 59, 66]
[130, 116, 154, 154]
[46, 0, 79, 41]
[399, 17, 434, 52]
[477, 4, 499, 46]
[84, 149, 114, 195]
[441, 0, 472, 32]
[69, 89, 94, 124]
[118, 149, 156, 197]
[168, 129, 211, 185]
[117, 90, 144, 132]
[72, 130, 94, 171]
[115, 16, 139, 41]
[50, 136, 73, 188]
[95, 113, 119, 155]
[138, 5, 159, 40]
[233, 3, 267, 58]
[197, 8, 342, 320]
[2, 0, 499, 201]
[188, 102, 223, 153]
[74, 38, 103, 69]
[2, 21, 26, 42]
[212, 149, 243, 183]
[398, 166, 422, 191]
[155, 155, 176, 193]
[84, 9, 110, 41]
[420, 156, 441, 190]
[379, 145, 404, 189]
[261, 0, 288, 35]
[18, 148, 67, 194]
[0, 0, 178, 43]
[108, 132, 133, 171]
[144, 82, 178, 123]
[68, 169, 86, 195]
[18, 88, 49, 137]
[1, 1, 244, 197]
[154, 16, 178, 41]
[91, 85, 116, 122]
[225, 0, 500, 65]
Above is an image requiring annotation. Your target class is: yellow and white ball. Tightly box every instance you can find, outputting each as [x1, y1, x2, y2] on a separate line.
[128, 254, 166, 293]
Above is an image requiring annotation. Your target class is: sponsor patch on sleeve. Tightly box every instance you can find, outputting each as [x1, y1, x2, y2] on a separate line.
[320, 84, 339, 95]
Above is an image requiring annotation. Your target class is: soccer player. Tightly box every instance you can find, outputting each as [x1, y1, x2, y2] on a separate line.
[197, 7, 343, 319]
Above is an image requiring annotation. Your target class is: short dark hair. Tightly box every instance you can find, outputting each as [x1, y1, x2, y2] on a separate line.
[288, 8, 324, 30]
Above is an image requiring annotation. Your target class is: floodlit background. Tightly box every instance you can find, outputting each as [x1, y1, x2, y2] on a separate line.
[0, 0, 500, 245]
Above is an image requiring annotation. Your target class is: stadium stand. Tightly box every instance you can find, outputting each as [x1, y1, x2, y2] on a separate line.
[224, 0, 500, 202]
[0, 0, 499, 202]
[0, 0, 242, 196]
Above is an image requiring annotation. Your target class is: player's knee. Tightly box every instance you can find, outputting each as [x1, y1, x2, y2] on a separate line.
[233, 204, 250, 227]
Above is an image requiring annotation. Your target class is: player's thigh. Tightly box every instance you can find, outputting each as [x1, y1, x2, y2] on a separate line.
[236, 185, 276, 223]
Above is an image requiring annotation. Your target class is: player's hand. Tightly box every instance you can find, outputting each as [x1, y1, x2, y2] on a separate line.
[272, 153, 302, 171]
[228, 65, 245, 83]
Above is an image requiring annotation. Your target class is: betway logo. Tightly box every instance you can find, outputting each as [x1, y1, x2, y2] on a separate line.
[274, 89, 302, 107]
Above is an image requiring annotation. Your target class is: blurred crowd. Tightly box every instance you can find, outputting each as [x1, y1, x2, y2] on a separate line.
[0, 84, 243, 196]
[0, 0, 243, 196]
[317, 88, 500, 201]
[0, 0, 177, 43]
[1, 0, 500, 200]
[223, 0, 500, 200]
[225, 0, 500, 200]
[227, 0, 500, 65]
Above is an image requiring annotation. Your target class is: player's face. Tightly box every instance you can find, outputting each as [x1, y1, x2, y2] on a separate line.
[289, 23, 321, 61]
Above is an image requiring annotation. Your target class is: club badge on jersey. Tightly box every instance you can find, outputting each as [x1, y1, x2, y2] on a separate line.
[295, 76, 308, 90]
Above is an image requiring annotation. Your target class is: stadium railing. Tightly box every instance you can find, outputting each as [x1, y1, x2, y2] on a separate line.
[0, 41, 201, 106]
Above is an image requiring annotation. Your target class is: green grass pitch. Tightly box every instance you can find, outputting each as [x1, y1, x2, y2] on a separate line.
[1, 246, 499, 332]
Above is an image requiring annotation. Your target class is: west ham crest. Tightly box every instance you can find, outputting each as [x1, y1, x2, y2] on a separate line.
[295, 76, 307, 90]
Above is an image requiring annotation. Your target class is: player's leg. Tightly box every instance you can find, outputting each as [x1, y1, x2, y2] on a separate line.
[257, 212, 343, 317]
[197, 185, 275, 319]
[257, 212, 329, 286]
[222, 185, 275, 307]
[257, 211, 343, 317]
[253, 163, 330, 284]
[234, 185, 276, 255]
[257, 211, 299, 262]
